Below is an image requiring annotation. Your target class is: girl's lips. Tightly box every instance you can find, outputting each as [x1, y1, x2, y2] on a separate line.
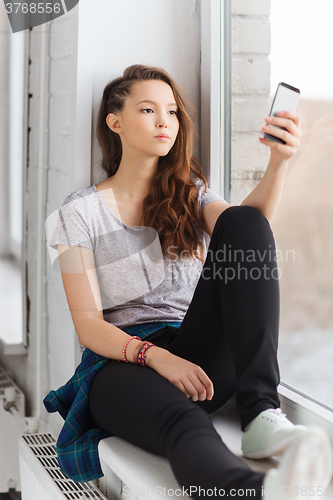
[155, 136, 170, 142]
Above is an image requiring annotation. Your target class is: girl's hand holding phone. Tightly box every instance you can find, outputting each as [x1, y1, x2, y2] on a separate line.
[260, 110, 302, 164]
[259, 82, 302, 165]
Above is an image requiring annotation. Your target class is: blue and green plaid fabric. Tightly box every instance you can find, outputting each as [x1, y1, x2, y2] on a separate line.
[122, 321, 181, 339]
[43, 322, 180, 483]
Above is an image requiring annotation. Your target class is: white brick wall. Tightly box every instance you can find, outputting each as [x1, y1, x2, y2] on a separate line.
[232, 0, 271, 17]
[0, 10, 80, 430]
[45, 11, 80, 434]
[230, 0, 271, 204]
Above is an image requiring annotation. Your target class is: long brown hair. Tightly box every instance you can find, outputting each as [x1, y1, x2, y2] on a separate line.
[96, 64, 208, 262]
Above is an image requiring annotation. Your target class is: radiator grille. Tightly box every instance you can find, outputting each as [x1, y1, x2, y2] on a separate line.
[20, 433, 107, 499]
[22, 433, 55, 446]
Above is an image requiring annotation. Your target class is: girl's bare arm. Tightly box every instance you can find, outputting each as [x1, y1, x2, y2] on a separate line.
[58, 244, 144, 361]
[241, 111, 302, 222]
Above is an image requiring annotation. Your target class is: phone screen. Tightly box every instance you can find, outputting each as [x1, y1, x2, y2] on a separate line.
[264, 82, 300, 144]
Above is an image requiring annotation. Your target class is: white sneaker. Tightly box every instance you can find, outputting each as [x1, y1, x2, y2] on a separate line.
[242, 408, 308, 459]
[262, 426, 333, 499]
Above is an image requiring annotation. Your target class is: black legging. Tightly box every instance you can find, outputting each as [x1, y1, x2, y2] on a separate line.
[88, 205, 281, 499]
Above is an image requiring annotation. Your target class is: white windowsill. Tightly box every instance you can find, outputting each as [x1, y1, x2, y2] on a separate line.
[0, 338, 28, 356]
[98, 401, 333, 499]
[0, 257, 27, 354]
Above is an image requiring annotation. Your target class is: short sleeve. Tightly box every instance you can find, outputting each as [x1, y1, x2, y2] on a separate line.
[194, 177, 225, 211]
[47, 192, 93, 251]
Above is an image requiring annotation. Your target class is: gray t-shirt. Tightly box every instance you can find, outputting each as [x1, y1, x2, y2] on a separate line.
[49, 178, 225, 328]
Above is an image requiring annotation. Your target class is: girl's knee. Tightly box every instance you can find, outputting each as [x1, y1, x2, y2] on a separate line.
[213, 205, 272, 240]
[218, 205, 268, 226]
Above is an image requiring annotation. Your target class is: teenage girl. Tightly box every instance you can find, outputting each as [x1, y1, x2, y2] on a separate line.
[45, 65, 333, 500]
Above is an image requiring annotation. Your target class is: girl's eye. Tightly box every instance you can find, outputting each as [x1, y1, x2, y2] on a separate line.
[141, 108, 178, 115]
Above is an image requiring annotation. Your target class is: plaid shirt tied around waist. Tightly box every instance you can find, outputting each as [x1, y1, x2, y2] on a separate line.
[43, 322, 181, 483]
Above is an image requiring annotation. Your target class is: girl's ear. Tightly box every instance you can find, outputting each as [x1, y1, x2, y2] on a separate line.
[106, 113, 122, 134]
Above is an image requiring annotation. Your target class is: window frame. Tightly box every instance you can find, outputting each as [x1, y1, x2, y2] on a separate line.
[200, 0, 222, 197]
[0, 29, 29, 355]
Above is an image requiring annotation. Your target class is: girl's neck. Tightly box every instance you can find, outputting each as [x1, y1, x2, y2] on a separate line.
[106, 154, 159, 201]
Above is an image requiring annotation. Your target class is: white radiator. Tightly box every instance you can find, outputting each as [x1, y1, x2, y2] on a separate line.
[18, 433, 108, 500]
[0, 364, 25, 492]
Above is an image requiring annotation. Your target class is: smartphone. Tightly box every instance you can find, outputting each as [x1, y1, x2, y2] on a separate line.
[264, 82, 300, 144]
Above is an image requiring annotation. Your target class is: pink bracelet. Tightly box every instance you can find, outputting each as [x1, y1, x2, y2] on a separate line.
[120, 336, 141, 363]
[137, 342, 155, 366]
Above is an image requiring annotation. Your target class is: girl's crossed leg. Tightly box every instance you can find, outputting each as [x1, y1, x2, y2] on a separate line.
[171, 204, 281, 428]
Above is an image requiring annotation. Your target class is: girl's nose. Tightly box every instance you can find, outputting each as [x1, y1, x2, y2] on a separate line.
[157, 114, 168, 128]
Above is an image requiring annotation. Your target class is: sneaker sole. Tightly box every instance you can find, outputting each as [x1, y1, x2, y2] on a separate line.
[277, 426, 332, 499]
[243, 429, 308, 459]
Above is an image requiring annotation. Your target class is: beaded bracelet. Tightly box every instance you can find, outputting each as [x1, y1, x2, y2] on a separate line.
[133, 341, 147, 364]
[137, 342, 155, 366]
[120, 336, 141, 363]
[136, 342, 148, 364]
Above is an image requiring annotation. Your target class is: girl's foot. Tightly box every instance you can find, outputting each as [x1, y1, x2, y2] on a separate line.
[242, 408, 308, 459]
[262, 426, 333, 499]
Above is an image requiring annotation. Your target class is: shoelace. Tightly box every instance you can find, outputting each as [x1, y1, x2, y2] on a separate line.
[262, 408, 289, 423]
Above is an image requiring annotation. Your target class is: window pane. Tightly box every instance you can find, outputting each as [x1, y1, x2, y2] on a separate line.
[9, 32, 25, 258]
[269, 0, 333, 408]
[0, 30, 26, 346]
